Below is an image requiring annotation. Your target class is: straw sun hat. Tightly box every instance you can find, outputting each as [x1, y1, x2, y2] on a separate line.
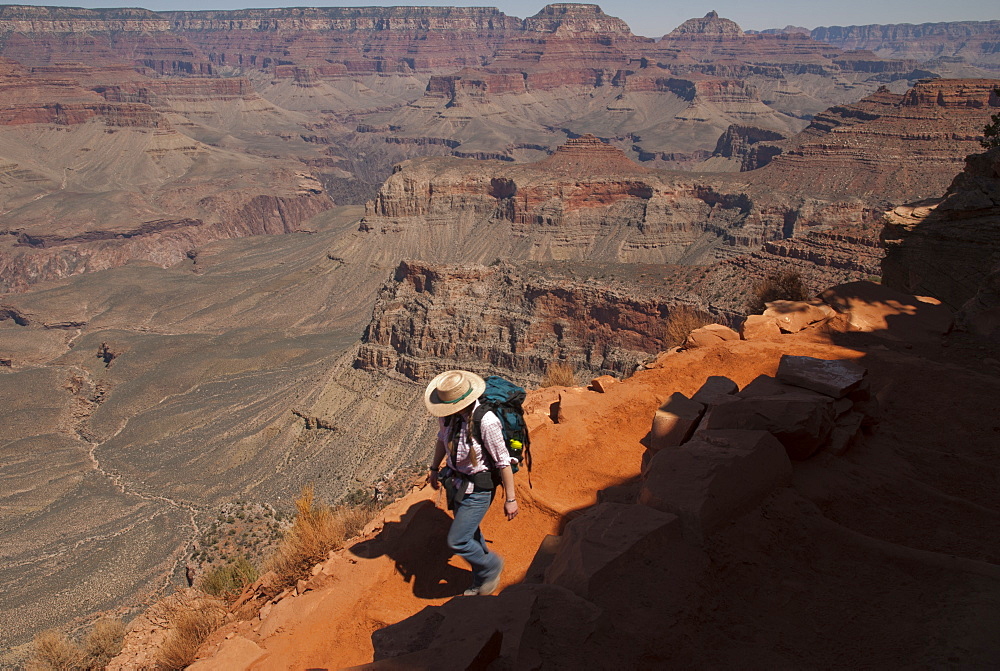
[424, 370, 486, 417]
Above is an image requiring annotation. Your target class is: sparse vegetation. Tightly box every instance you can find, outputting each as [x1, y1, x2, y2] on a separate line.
[662, 305, 715, 347]
[542, 362, 577, 387]
[192, 501, 287, 574]
[156, 599, 227, 671]
[981, 87, 1000, 149]
[746, 270, 811, 315]
[199, 555, 259, 600]
[28, 618, 125, 671]
[265, 484, 374, 589]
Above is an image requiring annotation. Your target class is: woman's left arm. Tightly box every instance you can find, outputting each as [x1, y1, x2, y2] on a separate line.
[499, 466, 518, 520]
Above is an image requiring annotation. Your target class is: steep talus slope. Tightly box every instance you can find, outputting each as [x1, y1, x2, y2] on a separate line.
[180, 304, 1000, 669]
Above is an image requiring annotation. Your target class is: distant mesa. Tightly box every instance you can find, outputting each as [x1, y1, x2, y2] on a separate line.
[668, 10, 744, 37]
[525, 3, 633, 35]
[537, 134, 654, 175]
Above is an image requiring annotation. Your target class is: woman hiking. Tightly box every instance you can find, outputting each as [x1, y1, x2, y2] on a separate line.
[425, 370, 519, 596]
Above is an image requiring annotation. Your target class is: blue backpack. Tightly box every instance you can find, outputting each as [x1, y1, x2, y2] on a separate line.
[472, 376, 532, 477]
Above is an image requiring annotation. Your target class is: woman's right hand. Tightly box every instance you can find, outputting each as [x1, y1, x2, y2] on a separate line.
[429, 468, 440, 490]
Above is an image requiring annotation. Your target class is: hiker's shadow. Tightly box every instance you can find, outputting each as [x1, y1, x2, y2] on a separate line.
[349, 498, 469, 599]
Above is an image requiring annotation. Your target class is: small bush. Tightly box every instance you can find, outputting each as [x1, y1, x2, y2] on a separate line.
[28, 630, 81, 671]
[542, 362, 577, 387]
[746, 271, 810, 315]
[157, 600, 227, 671]
[82, 618, 126, 669]
[28, 618, 125, 671]
[265, 485, 373, 589]
[199, 556, 260, 600]
[662, 305, 714, 347]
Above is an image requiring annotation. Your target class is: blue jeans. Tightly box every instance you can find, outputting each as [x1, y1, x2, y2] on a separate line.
[447, 489, 502, 586]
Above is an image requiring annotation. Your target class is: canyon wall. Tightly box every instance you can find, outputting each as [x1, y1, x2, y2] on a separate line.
[1, 4, 976, 171]
[811, 20, 1000, 71]
[355, 259, 718, 382]
[0, 59, 333, 292]
[758, 79, 1000, 204]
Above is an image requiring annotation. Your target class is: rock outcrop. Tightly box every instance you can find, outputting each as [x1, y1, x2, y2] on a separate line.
[0, 59, 333, 292]
[355, 259, 717, 381]
[882, 146, 1000, 338]
[759, 79, 1000, 204]
[0, 4, 986, 175]
[811, 20, 1000, 72]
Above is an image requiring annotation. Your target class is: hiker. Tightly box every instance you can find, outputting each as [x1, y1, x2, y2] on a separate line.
[425, 370, 518, 596]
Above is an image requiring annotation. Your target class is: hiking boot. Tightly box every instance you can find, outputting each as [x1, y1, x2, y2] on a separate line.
[478, 557, 504, 596]
[462, 585, 482, 596]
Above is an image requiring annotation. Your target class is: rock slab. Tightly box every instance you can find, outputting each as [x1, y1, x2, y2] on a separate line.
[776, 354, 867, 399]
[544, 502, 683, 598]
[639, 429, 792, 541]
[650, 392, 705, 451]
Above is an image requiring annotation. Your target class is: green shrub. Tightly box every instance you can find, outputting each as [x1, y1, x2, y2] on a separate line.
[199, 556, 259, 600]
[746, 271, 810, 315]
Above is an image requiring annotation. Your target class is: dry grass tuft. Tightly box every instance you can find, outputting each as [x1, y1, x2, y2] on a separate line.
[28, 618, 125, 671]
[542, 362, 577, 387]
[746, 270, 810, 314]
[199, 555, 259, 601]
[157, 599, 227, 671]
[265, 485, 373, 589]
[82, 618, 126, 669]
[663, 305, 714, 347]
[28, 630, 81, 671]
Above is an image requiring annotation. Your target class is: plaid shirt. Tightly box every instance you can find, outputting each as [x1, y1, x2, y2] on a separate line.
[438, 400, 510, 493]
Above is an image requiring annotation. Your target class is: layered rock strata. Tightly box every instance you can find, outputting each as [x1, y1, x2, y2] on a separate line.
[0, 4, 982, 173]
[811, 20, 1000, 72]
[758, 79, 1000, 204]
[0, 60, 333, 292]
[355, 259, 717, 381]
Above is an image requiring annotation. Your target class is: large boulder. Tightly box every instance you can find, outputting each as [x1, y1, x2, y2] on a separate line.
[762, 300, 836, 333]
[649, 392, 705, 451]
[741, 314, 782, 340]
[703, 391, 836, 460]
[684, 323, 740, 349]
[639, 430, 792, 541]
[691, 375, 739, 406]
[776, 355, 867, 399]
[544, 502, 683, 598]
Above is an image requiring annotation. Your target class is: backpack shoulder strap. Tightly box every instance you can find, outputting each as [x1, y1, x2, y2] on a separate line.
[471, 404, 498, 468]
[471, 404, 489, 444]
